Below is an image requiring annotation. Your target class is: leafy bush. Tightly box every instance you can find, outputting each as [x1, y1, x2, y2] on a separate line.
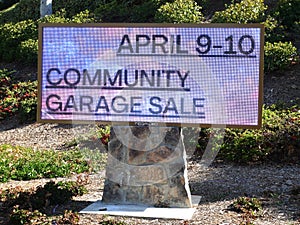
[8, 208, 81, 225]
[70, 9, 95, 23]
[94, 0, 159, 22]
[273, 0, 300, 29]
[195, 105, 300, 163]
[9, 207, 49, 225]
[264, 41, 298, 72]
[2, 180, 86, 224]
[0, 0, 40, 24]
[2, 183, 129, 224]
[38, 8, 95, 24]
[262, 15, 285, 42]
[155, 0, 204, 23]
[195, 0, 209, 11]
[0, 0, 18, 10]
[0, 0, 97, 24]
[0, 69, 37, 121]
[0, 144, 90, 182]
[0, 9, 95, 65]
[0, 68, 13, 99]
[0, 19, 37, 62]
[232, 197, 262, 214]
[32, 180, 88, 206]
[230, 196, 262, 224]
[52, 0, 100, 19]
[18, 38, 38, 65]
[211, 0, 267, 23]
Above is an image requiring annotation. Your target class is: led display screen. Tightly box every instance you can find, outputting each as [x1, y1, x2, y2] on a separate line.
[38, 23, 264, 128]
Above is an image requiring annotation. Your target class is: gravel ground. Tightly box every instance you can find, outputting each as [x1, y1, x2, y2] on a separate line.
[0, 159, 299, 224]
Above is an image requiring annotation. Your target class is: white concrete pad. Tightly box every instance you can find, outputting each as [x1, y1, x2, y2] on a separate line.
[80, 195, 201, 220]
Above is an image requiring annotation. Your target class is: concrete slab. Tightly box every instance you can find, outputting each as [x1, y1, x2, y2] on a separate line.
[80, 195, 201, 220]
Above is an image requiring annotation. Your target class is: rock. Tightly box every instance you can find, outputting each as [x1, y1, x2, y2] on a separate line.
[102, 125, 192, 207]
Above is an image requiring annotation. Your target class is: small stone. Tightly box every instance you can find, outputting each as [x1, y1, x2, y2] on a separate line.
[281, 184, 289, 192]
[146, 146, 175, 163]
[270, 185, 278, 192]
[128, 149, 146, 165]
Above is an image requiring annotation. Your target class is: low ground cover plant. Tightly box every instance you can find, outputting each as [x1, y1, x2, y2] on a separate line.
[0, 144, 90, 182]
[0, 179, 87, 224]
[0, 69, 37, 121]
[230, 196, 263, 225]
[0, 177, 131, 224]
[231, 196, 262, 214]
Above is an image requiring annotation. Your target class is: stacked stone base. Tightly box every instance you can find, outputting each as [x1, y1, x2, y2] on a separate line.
[102, 126, 192, 208]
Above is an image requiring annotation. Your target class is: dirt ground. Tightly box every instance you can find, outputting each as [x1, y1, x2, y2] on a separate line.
[264, 63, 300, 107]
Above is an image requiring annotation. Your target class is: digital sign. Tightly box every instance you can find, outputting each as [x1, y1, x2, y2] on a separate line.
[38, 23, 264, 128]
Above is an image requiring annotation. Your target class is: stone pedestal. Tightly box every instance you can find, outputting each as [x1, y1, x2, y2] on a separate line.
[102, 125, 192, 208]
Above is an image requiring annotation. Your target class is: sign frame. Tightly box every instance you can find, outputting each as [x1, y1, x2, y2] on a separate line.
[37, 23, 264, 129]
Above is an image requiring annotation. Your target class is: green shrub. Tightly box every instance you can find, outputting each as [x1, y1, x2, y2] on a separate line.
[38, 8, 95, 23]
[232, 197, 262, 214]
[155, 0, 204, 23]
[1, 181, 87, 206]
[94, 0, 158, 22]
[224, 105, 299, 163]
[3, 181, 86, 224]
[18, 38, 38, 65]
[0, 0, 97, 24]
[0, 0, 18, 10]
[71, 9, 95, 23]
[0, 69, 37, 121]
[195, 0, 209, 11]
[38, 8, 71, 23]
[264, 41, 298, 72]
[273, 0, 300, 29]
[230, 196, 262, 223]
[195, 105, 300, 163]
[8, 207, 81, 224]
[0, 0, 40, 24]
[211, 0, 267, 23]
[35, 180, 88, 206]
[129, 0, 161, 23]
[52, 0, 100, 19]
[9, 207, 49, 225]
[0, 9, 95, 65]
[262, 15, 286, 42]
[0, 19, 37, 62]
[0, 68, 13, 99]
[17, 80, 38, 122]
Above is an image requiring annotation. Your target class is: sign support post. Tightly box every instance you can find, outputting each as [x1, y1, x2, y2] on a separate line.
[102, 126, 192, 208]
